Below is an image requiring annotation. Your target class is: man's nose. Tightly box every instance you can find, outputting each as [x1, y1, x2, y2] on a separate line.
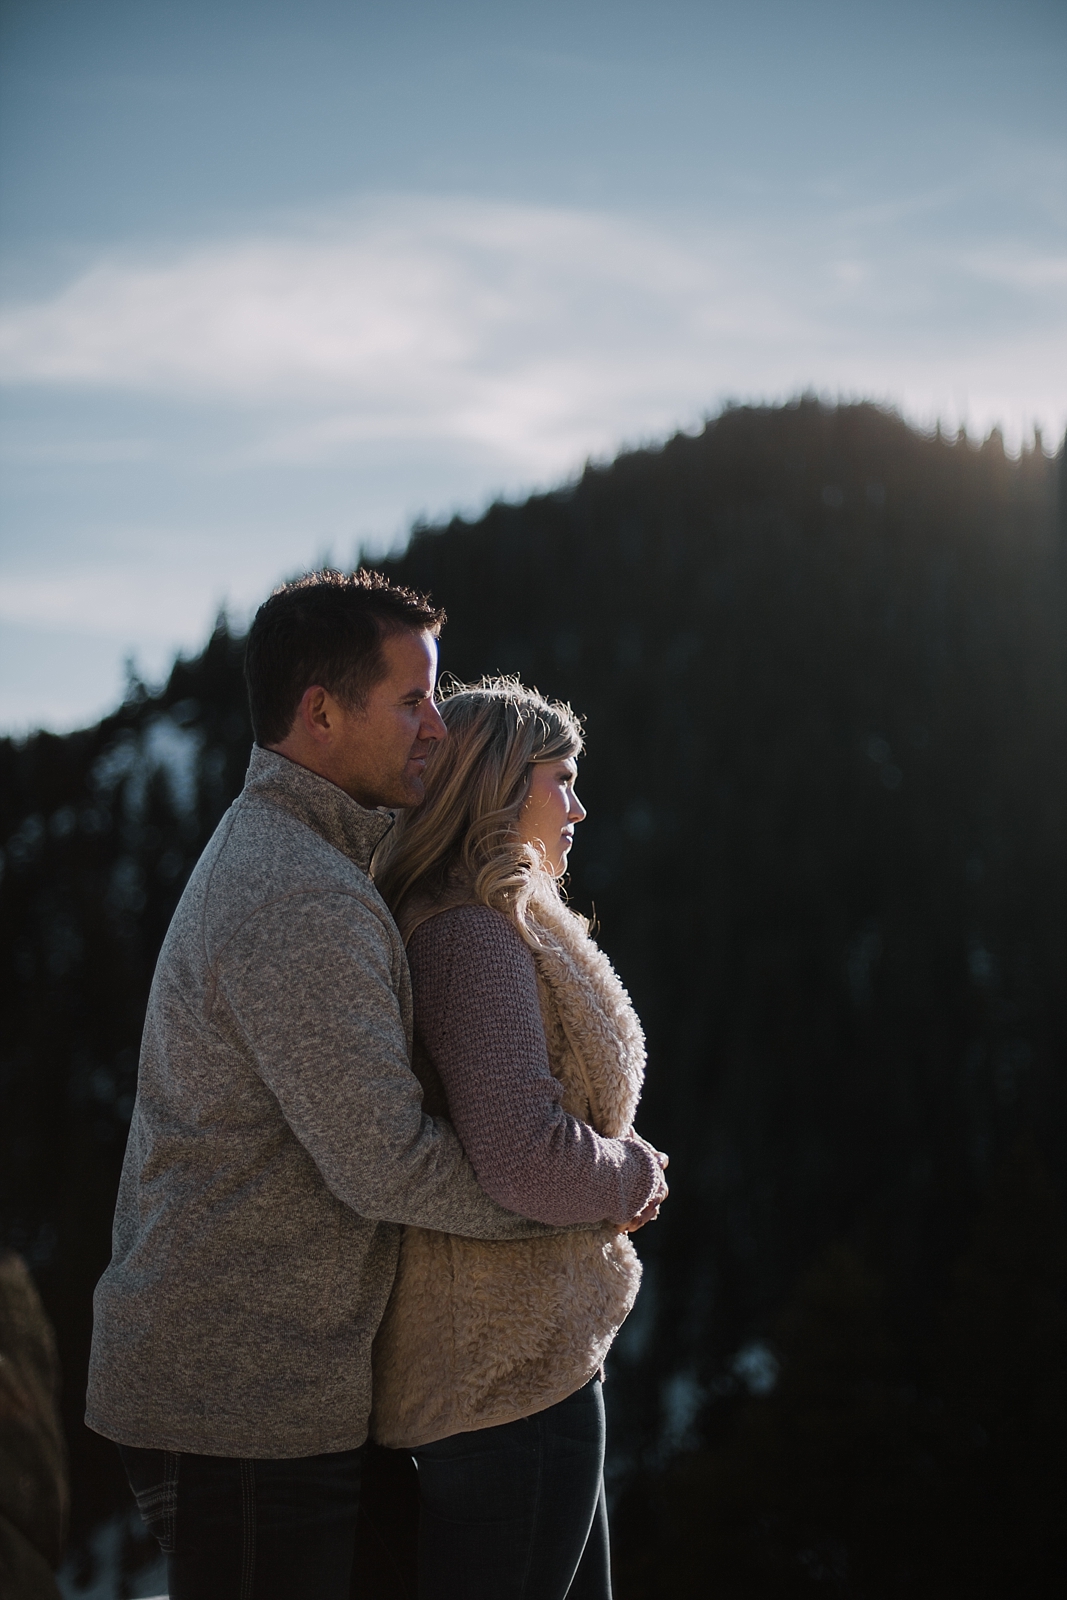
[421, 701, 448, 742]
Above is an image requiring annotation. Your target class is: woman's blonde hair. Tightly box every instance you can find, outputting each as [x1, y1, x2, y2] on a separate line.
[374, 676, 584, 940]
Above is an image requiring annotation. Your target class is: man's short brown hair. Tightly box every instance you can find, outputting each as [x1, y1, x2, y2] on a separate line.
[244, 569, 446, 746]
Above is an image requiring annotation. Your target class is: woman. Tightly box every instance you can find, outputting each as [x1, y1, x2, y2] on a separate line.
[370, 678, 668, 1600]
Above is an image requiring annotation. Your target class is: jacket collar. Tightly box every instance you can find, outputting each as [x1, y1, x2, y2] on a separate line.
[242, 745, 396, 872]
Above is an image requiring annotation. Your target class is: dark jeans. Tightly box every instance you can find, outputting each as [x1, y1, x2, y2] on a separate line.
[119, 1442, 362, 1600]
[412, 1376, 612, 1600]
[121, 1380, 610, 1600]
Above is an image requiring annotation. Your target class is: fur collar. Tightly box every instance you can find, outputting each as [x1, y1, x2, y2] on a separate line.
[525, 879, 645, 1139]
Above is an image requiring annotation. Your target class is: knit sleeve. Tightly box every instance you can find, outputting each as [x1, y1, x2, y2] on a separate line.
[406, 905, 661, 1227]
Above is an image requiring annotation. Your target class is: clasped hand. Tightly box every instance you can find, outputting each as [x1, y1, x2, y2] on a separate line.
[620, 1134, 669, 1232]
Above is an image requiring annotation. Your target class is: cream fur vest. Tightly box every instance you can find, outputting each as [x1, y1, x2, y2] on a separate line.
[369, 882, 646, 1448]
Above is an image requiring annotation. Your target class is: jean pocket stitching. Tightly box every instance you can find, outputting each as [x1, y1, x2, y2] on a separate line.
[134, 1453, 180, 1554]
[164, 1451, 180, 1554]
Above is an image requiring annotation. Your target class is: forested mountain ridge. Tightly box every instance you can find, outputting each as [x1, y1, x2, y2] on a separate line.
[3, 400, 1066, 1593]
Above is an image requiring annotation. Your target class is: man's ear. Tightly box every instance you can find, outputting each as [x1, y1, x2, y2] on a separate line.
[297, 685, 336, 743]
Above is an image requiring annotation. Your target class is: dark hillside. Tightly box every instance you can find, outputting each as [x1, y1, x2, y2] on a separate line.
[379, 402, 1067, 1591]
[2, 400, 1065, 1593]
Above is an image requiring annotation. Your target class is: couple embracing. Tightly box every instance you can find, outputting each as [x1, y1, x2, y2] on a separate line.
[86, 570, 669, 1600]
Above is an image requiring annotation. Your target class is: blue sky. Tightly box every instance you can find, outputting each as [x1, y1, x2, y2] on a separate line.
[1, 0, 1065, 731]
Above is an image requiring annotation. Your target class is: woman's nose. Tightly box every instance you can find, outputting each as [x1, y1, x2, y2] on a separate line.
[569, 792, 587, 822]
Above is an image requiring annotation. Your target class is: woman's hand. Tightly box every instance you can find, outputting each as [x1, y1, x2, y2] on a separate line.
[625, 1130, 669, 1172]
[620, 1139, 669, 1231]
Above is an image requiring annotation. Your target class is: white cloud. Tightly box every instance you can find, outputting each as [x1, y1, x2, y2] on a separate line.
[2, 185, 1064, 732]
[2, 193, 1063, 483]
[0, 563, 219, 637]
[0, 200, 710, 400]
[964, 248, 1067, 292]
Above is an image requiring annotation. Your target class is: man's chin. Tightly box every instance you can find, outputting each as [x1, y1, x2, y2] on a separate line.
[387, 774, 426, 809]
[353, 765, 426, 811]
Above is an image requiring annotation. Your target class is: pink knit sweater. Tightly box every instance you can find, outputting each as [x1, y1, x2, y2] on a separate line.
[406, 905, 661, 1227]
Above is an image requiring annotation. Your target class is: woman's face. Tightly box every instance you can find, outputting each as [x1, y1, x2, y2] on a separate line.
[517, 755, 587, 877]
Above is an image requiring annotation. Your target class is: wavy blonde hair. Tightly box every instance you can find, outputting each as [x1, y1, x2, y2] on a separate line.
[373, 676, 584, 942]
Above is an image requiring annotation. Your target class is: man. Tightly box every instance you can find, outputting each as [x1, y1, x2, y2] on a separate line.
[86, 570, 664, 1599]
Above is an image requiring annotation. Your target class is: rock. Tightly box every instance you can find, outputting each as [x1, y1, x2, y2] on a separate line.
[0, 1250, 68, 1599]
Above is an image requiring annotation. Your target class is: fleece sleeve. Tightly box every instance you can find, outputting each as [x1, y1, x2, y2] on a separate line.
[407, 906, 662, 1226]
[212, 888, 561, 1240]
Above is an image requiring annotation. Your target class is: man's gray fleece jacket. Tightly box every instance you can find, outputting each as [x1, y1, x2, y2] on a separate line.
[85, 747, 552, 1459]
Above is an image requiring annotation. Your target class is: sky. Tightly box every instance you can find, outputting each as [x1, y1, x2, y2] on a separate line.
[1, 0, 1065, 733]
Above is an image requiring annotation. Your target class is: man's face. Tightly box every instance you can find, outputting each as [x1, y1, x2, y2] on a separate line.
[332, 629, 446, 809]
